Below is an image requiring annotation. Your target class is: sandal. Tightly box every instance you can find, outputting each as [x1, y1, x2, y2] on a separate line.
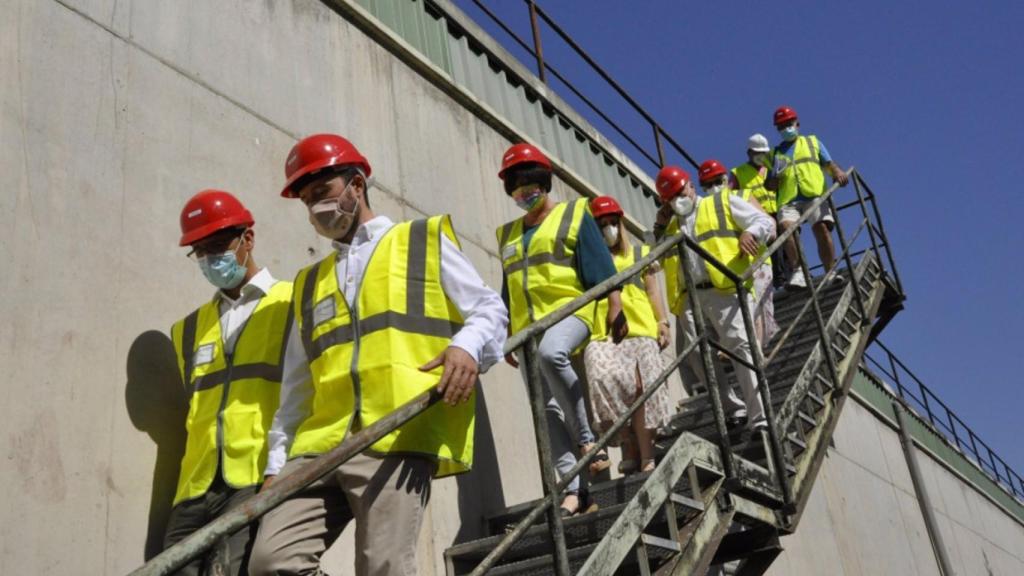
[639, 459, 656, 473]
[581, 443, 611, 474]
[560, 492, 580, 517]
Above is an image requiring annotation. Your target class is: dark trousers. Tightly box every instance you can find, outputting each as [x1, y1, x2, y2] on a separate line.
[163, 474, 257, 576]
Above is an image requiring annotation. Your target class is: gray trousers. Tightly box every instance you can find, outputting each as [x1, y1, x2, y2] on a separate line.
[248, 452, 435, 576]
[678, 289, 766, 427]
[517, 314, 594, 494]
[162, 476, 257, 576]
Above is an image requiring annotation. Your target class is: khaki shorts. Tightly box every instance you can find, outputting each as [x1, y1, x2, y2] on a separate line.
[778, 198, 834, 227]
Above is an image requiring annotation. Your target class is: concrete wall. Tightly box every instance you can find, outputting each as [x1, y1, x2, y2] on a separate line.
[3, 1, 1023, 575]
[768, 397, 1024, 576]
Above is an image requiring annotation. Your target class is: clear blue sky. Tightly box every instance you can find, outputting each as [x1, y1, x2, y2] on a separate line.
[456, 1, 1024, 475]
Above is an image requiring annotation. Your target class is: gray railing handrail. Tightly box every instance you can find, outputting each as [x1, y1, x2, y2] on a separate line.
[503, 231, 687, 354]
[128, 388, 446, 576]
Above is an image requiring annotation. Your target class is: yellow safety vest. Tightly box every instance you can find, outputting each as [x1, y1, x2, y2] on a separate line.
[170, 280, 293, 505]
[288, 216, 472, 478]
[591, 245, 659, 341]
[730, 187, 771, 268]
[496, 199, 597, 336]
[661, 192, 756, 315]
[731, 162, 777, 214]
[773, 135, 826, 206]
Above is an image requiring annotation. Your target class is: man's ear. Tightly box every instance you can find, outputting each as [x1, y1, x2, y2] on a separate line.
[242, 228, 255, 250]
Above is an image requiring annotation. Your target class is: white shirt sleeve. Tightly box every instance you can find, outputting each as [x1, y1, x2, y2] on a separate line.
[729, 195, 777, 245]
[439, 235, 509, 372]
[264, 317, 314, 476]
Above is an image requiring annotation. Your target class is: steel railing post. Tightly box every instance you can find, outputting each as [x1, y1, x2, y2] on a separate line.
[734, 281, 794, 509]
[527, 1, 547, 83]
[827, 195, 868, 324]
[675, 242, 736, 480]
[857, 173, 904, 295]
[791, 238, 843, 395]
[851, 171, 882, 264]
[521, 336, 571, 575]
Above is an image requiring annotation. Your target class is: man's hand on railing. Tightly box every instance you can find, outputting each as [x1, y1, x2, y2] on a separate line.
[656, 320, 671, 350]
[829, 163, 850, 187]
[739, 231, 760, 257]
[420, 346, 479, 405]
[260, 475, 276, 493]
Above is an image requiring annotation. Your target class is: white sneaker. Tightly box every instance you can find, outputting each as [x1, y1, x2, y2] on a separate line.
[786, 269, 807, 290]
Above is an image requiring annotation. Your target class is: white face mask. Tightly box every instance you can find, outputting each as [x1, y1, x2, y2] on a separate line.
[308, 182, 359, 239]
[705, 184, 725, 196]
[602, 224, 620, 247]
[671, 195, 695, 217]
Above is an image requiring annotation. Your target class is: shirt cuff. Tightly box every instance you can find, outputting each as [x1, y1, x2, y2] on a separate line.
[264, 435, 288, 476]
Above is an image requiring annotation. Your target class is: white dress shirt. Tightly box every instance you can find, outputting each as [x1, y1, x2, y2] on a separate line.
[265, 215, 508, 475]
[215, 267, 278, 355]
[677, 194, 776, 285]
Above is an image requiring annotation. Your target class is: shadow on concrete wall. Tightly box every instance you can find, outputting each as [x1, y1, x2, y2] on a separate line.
[455, 385, 506, 542]
[124, 330, 189, 560]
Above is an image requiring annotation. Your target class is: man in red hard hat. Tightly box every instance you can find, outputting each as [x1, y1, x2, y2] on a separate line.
[766, 106, 850, 289]
[165, 190, 294, 576]
[249, 134, 507, 576]
[654, 163, 775, 432]
[496, 142, 627, 515]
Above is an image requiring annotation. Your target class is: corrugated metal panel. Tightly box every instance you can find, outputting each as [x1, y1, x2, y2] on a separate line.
[355, 0, 657, 226]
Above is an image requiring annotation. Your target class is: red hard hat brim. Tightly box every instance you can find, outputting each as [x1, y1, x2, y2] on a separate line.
[280, 156, 372, 198]
[179, 214, 254, 246]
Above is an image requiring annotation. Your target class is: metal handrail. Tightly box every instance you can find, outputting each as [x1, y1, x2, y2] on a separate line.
[463, 0, 699, 169]
[864, 343, 1024, 501]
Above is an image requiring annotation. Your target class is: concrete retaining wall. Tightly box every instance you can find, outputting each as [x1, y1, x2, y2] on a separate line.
[3, 1, 1022, 575]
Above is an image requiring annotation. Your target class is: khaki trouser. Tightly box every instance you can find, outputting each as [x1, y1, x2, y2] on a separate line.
[248, 452, 435, 576]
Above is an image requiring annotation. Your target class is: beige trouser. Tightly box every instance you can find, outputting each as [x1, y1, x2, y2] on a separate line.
[248, 452, 435, 576]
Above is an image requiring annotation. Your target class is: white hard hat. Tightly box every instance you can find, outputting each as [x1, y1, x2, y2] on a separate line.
[747, 133, 770, 153]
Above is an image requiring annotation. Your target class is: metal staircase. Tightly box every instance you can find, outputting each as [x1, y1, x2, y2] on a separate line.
[442, 170, 904, 576]
[444, 252, 890, 575]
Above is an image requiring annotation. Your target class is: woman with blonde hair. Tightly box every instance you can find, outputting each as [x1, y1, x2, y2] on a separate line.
[584, 196, 674, 474]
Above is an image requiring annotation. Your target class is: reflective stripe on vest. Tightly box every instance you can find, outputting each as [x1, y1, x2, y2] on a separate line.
[170, 280, 293, 505]
[694, 191, 756, 292]
[775, 135, 825, 206]
[731, 162, 777, 214]
[289, 215, 473, 478]
[496, 199, 597, 335]
[592, 245, 659, 341]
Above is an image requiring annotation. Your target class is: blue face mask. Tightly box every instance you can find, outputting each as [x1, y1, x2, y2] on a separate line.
[780, 125, 799, 141]
[198, 248, 248, 290]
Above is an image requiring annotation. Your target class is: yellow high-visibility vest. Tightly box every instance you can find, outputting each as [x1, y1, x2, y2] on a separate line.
[661, 192, 756, 315]
[170, 280, 293, 505]
[496, 199, 596, 335]
[730, 187, 771, 268]
[591, 244, 659, 341]
[694, 191, 757, 292]
[288, 215, 473, 478]
[774, 135, 826, 206]
[731, 162, 777, 214]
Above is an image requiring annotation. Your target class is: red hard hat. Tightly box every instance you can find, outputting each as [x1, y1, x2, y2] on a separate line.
[281, 134, 372, 198]
[179, 190, 254, 246]
[590, 196, 623, 219]
[655, 165, 691, 202]
[498, 143, 552, 179]
[698, 160, 728, 184]
[773, 106, 798, 127]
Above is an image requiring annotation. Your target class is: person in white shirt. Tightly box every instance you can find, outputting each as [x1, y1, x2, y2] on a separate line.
[165, 190, 293, 576]
[653, 163, 776, 432]
[248, 134, 508, 576]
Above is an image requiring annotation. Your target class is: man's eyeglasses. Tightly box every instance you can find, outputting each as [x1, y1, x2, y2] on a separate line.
[186, 230, 245, 260]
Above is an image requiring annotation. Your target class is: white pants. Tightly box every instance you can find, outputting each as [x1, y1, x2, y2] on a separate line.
[679, 289, 766, 427]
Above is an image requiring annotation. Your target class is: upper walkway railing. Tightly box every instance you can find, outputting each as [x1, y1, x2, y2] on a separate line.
[864, 341, 1024, 502]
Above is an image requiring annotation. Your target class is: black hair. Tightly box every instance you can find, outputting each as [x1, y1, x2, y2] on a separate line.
[503, 163, 553, 195]
[292, 166, 370, 208]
